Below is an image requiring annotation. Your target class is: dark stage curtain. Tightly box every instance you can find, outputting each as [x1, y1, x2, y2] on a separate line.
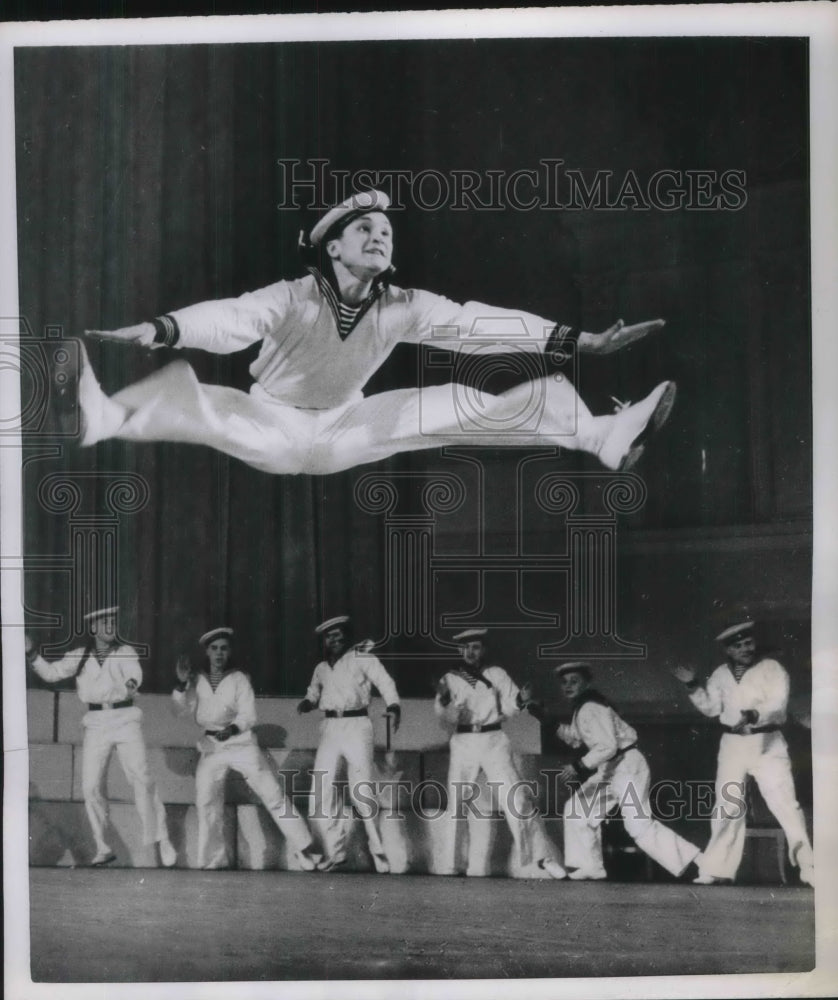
[15, 40, 812, 695]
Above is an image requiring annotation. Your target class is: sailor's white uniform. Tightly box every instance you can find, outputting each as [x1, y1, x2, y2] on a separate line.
[303, 646, 400, 868]
[434, 665, 560, 876]
[172, 669, 317, 869]
[560, 696, 700, 877]
[77, 272, 632, 475]
[687, 657, 814, 881]
[30, 645, 170, 859]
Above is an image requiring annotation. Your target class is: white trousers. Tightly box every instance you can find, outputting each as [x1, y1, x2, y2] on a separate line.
[311, 717, 387, 863]
[441, 730, 552, 876]
[563, 748, 700, 876]
[81, 357, 613, 475]
[699, 732, 814, 880]
[80, 707, 169, 854]
[196, 741, 315, 869]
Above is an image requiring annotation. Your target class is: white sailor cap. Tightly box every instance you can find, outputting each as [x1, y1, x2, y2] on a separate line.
[453, 628, 488, 642]
[553, 661, 593, 680]
[315, 615, 351, 635]
[309, 190, 390, 247]
[83, 606, 119, 624]
[715, 620, 755, 644]
[199, 627, 234, 647]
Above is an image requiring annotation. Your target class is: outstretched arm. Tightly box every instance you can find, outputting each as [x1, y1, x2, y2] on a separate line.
[86, 281, 294, 355]
[577, 318, 666, 356]
[25, 636, 84, 684]
[671, 664, 722, 718]
[402, 290, 665, 359]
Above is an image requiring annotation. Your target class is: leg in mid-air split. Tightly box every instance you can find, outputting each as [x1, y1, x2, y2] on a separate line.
[63, 337, 676, 476]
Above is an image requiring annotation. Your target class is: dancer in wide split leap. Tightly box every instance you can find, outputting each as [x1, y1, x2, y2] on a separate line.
[69, 189, 676, 476]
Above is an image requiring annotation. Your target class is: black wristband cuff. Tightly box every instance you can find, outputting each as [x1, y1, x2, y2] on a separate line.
[546, 323, 579, 361]
[174, 681, 188, 693]
[152, 314, 180, 348]
[685, 679, 700, 691]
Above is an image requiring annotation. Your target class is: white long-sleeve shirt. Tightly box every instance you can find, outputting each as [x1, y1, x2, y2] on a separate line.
[166, 272, 566, 411]
[688, 658, 789, 728]
[30, 645, 143, 705]
[172, 670, 258, 749]
[558, 699, 638, 774]
[304, 647, 399, 713]
[434, 666, 521, 729]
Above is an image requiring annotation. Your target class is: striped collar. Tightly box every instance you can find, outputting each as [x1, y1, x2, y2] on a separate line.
[452, 666, 494, 689]
[308, 267, 388, 341]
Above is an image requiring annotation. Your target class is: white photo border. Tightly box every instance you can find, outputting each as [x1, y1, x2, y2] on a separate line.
[2, 5, 837, 999]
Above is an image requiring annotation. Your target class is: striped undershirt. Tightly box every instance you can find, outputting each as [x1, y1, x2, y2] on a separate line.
[336, 301, 363, 340]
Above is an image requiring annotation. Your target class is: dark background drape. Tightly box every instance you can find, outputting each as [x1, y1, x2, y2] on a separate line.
[15, 38, 812, 698]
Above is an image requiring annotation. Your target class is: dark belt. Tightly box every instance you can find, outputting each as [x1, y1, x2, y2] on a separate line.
[721, 723, 782, 735]
[88, 699, 133, 711]
[324, 708, 368, 718]
[456, 722, 502, 734]
[613, 742, 638, 759]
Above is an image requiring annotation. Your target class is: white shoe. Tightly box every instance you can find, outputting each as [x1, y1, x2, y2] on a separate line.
[692, 874, 721, 885]
[799, 865, 815, 887]
[568, 867, 607, 881]
[316, 855, 347, 873]
[75, 339, 96, 444]
[598, 381, 677, 471]
[538, 858, 567, 880]
[158, 839, 177, 868]
[75, 339, 126, 446]
[372, 852, 391, 874]
[91, 849, 116, 867]
[294, 850, 320, 872]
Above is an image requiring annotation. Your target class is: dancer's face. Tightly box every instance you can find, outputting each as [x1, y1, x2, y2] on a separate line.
[560, 670, 589, 701]
[324, 627, 347, 660]
[90, 613, 118, 645]
[460, 640, 486, 669]
[326, 212, 393, 279]
[725, 635, 756, 668]
[207, 638, 232, 672]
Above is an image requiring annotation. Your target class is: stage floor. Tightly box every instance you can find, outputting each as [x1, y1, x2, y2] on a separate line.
[28, 868, 815, 982]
